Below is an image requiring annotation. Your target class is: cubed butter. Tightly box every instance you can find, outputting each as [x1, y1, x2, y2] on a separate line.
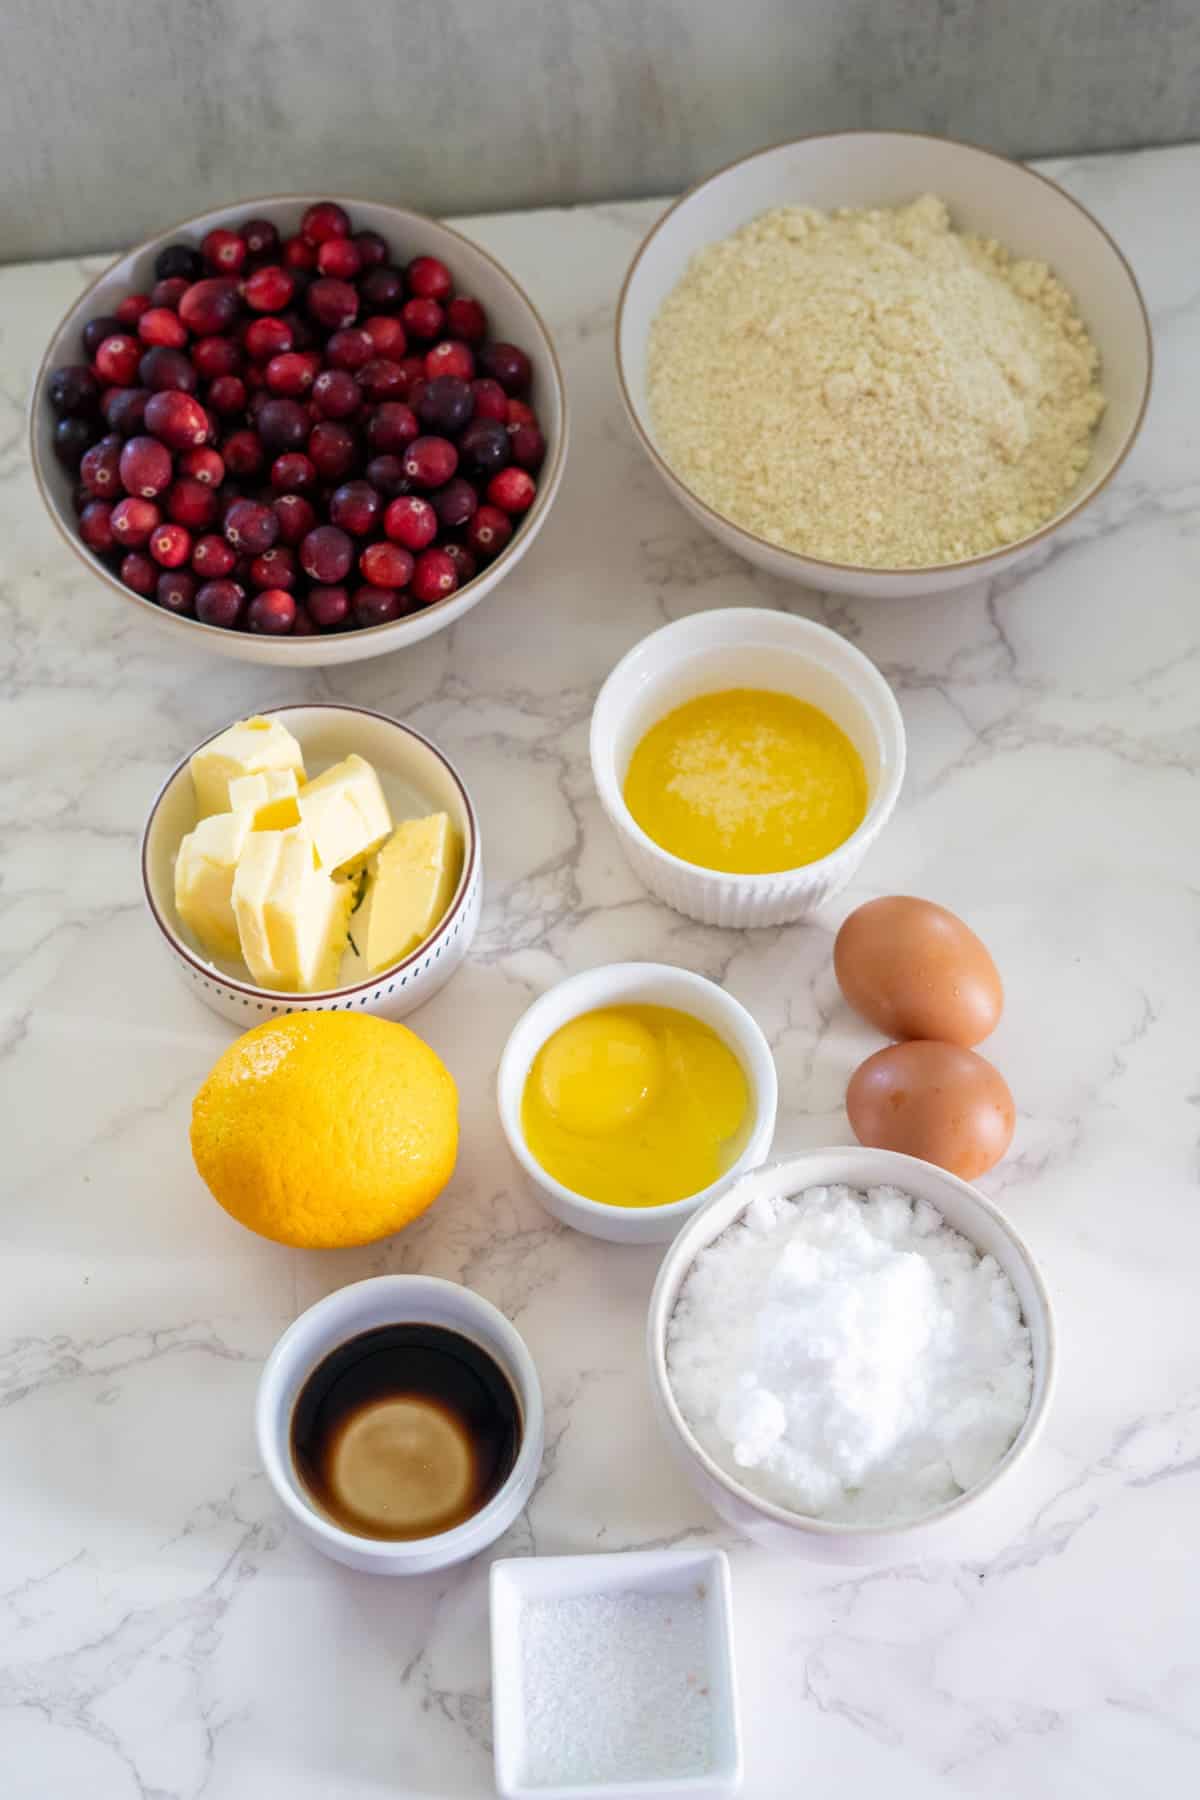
[189, 716, 306, 818]
[174, 809, 253, 961]
[232, 825, 353, 992]
[361, 812, 461, 973]
[297, 753, 392, 876]
[229, 767, 302, 831]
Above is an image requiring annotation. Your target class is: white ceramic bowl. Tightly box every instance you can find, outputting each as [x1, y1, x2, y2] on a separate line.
[617, 131, 1152, 599]
[490, 1549, 742, 1799]
[256, 1275, 543, 1575]
[31, 194, 567, 664]
[590, 608, 905, 927]
[142, 702, 481, 1025]
[497, 962, 778, 1245]
[647, 1147, 1056, 1564]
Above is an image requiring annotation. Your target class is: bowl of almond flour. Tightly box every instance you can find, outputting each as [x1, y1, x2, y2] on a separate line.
[617, 132, 1151, 598]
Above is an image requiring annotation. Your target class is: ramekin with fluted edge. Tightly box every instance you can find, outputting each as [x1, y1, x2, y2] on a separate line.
[590, 608, 905, 927]
[256, 1275, 544, 1575]
[142, 702, 481, 1026]
[496, 961, 778, 1245]
[648, 1147, 1056, 1564]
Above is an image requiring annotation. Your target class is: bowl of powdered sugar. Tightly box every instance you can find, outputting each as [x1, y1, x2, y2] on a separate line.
[617, 131, 1151, 599]
[648, 1146, 1055, 1560]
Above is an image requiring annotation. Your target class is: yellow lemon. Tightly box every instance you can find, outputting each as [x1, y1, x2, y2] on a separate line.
[190, 1013, 457, 1248]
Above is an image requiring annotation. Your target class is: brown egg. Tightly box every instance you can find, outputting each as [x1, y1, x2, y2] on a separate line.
[834, 896, 1003, 1048]
[846, 1040, 1015, 1180]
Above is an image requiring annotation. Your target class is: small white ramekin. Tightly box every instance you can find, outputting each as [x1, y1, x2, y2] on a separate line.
[496, 961, 778, 1245]
[590, 608, 905, 928]
[256, 1275, 543, 1575]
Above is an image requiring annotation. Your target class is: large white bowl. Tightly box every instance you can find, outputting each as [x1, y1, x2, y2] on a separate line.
[31, 194, 567, 664]
[590, 608, 905, 927]
[617, 131, 1151, 599]
[647, 1147, 1056, 1563]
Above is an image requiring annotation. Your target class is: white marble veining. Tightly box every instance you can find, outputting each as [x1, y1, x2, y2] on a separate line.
[2, 146, 1199, 1797]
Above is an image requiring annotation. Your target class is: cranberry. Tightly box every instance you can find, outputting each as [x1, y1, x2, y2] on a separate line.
[244, 316, 294, 361]
[223, 428, 265, 477]
[311, 368, 361, 419]
[121, 551, 158, 596]
[119, 436, 173, 498]
[402, 435, 457, 489]
[265, 351, 321, 396]
[102, 387, 150, 436]
[80, 435, 123, 496]
[82, 316, 124, 358]
[243, 265, 295, 312]
[317, 238, 361, 280]
[273, 492, 318, 544]
[224, 498, 278, 554]
[411, 547, 458, 605]
[203, 227, 247, 274]
[509, 420, 546, 470]
[192, 335, 241, 378]
[115, 294, 152, 326]
[366, 402, 418, 454]
[363, 315, 407, 358]
[243, 219, 280, 260]
[151, 276, 191, 310]
[307, 584, 350, 630]
[192, 533, 237, 578]
[249, 588, 296, 634]
[396, 355, 427, 395]
[291, 604, 317, 636]
[157, 569, 198, 614]
[365, 453, 410, 497]
[329, 479, 381, 536]
[53, 417, 95, 470]
[166, 477, 218, 529]
[487, 466, 537, 514]
[401, 296, 444, 341]
[257, 397, 310, 454]
[78, 499, 117, 553]
[326, 328, 374, 371]
[140, 346, 197, 393]
[207, 374, 248, 415]
[442, 541, 478, 584]
[282, 235, 317, 271]
[301, 201, 351, 245]
[432, 476, 478, 530]
[307, 277, 358, 331]
[470, 378, 508, 423]
[308, 420, 358, 481]
[138, 307, 188, 348]
[250, 545, 297, 590]
[417, 375, 473, 435]
[155, 243, 204, 282]
[271, 452, 316, 492]
[178, 278, 240, 336]
[406, 255, 452, 301]
[111, 495, 161, 546]
[506, 399, 536, 427]
[360, 266, 405, 312]
[195, 579, 245, 628]
[180, 445, 224, 485]
[446, 296, 488, 343]
[478, 341, 532, 395]
[457, 417, 511, 476]
[425, 340, 474, 382]
[149, 522, 191, 567]
[383, 494, 437, 550]
[94, 335, 142, 386]
[360, 540, 414, 588]
[358, 358, 407, 403]
[300, 524, 354, 583]
[354, 585, 404, 627]
[144, 389, 209, 449]
[353, 231, 388, 270]
[467, 503, 513, 558]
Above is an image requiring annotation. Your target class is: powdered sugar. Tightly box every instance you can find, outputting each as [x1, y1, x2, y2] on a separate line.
[666, 1182, 1032, 1525]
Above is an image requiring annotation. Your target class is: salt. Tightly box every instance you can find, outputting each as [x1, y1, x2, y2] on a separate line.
[666, 1181, 1033, 1526]
[517, 1588, 713, 1787]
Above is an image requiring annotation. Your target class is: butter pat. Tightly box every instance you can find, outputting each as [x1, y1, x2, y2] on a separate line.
[297, 753, 392, 876]
[174, 810, 253, 960]
[361, 813, 461, 973]
[230, 767, 302, 831]
[190, 717, 306, 819]
[232, 825, 353, 992]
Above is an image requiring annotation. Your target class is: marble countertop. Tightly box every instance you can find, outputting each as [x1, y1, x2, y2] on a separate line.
[2, 143, 1199, 1799]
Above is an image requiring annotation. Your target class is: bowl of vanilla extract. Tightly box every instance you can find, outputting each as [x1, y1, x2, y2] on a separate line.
[256, 1275, 544, 1574]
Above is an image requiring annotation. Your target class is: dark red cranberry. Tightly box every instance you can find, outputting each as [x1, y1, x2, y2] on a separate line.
[177, 279, 238, 336]
[257, 397, 310, 455]
[467, 503, 513, 558]
[280, 308, 318, 351]
[402, 435, 457, 489]
[291, 603, 317, 635]
[121, 550, 158, 596]
[81, 316, 124, 359]
[367, 402, 419, 455]
[111, 496, 161, 546]
[137, 307, 188, 348]
[119, 436, 173, 498]
[94, 336, 142, 386]
[446, 296, 488, 343]
[329, 479, 381, 536]
[282, 234, 317, 271]
[78, 499, 117, 553]
[326, 328, 374, 371]
[357, 359, 407, 404]
[143, 389, 208, 449]
[265, 350, 321, 396]
[115, 294, 152, 326]
[242, 219, 280, 260]
[487, 466, 537, 513]
[151, 275, 191, 311]
[306, 277, 358, 331]
[101, 387, 151, 436]
[360, 540, 413, 588]
[425, 340, 474, 382]
[192, 533, 237, 578]
[155, 243, 203, 282]
[271, 451, 316, 492]
[193, 335, 241, 378]
[353, 231, 388, 270]
[243, 265, 295, 312]
[300, 523, 354, 583]
[353, 585, 404, 627]
[223, 429, 265, 477]
[208, 374, 248, 415]
[457, 417, 511, 476]
[401, 296, 444, 341]
[248, 588, 296, 633]
[406, 255, 452, 301]
[509, 420, 547, 470]
[273, 492, 318, 544]
[307, 584, 350, 630]
[442, 541, 478, 584]
[202, 227, 247, 274]
[195, 579, 245, 628]
[383, 493, 437, 550]
[417, 375, 473, 435]
[157, 568, 198, 614]
[360, 267, 406, 312]
[432, 476, 478, 530]
[317, 238, 361, 280]
[363, 315, 408, 360]
[478, 341, 532, 395]
[140, 346, 197, 393]
[224, 498, 278, 554]
[311, 368, 361, 419]
[301, 201, 351, 246]
[365, 453, 410, 497]
[411, 547, 459, 605]
[308, 420, 358, 481]
[180, 445, 224, 485]
[396, 355, 427, 396]
[149, 521, 191, 567]
[249, 544, 297, 590]
[166, 477, 218, 529]
[244, 316, 294, 361]
[80, 435, 123, 496]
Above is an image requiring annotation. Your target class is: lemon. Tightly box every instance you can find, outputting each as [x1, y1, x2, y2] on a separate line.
[190, 1013, 457, 1248]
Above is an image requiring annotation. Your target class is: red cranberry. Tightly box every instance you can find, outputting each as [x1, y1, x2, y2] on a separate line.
[80, 435, 123, 496]
[248, 588, 296, 634]
[307, 277, 358, 331]
[401, 297, 443, 341]
[442, 541, 478, 584]
[282, 234, 317, 271]
[150, 522, 191, 567]
[353, 585, 404, 627]
[457, 417, 510, 476]
[101, 387, 150, 436]
[353, 231, 388, 270]
[94, 335, 142, 386]
[138, 307, 188, 348]
[151, 276, 191, 310]
[406, 255, 452, 301]
[155, 243, 203, 282]
[308, 420, 358, 481]
[140, 346, 197, 393]
[273, 492, 318, 544]
[358, 358, 407, 403]
[223, 428, 265, 477]
[196, 579, 245, 628]
[301, 201, 351, 245]
[467, 503, 513, 558]
[359, 540, 414, 588]
[478, 341, 532, 395]
[265, 350, 321, 396]
[144, 389, 209, 449]
[208, 374, 248, 415]
[396, 355, 427, 396]
[224, 498, 279, 554]
[179, 278, 240, 336]
[53, 417, 95, 470]
[257, 397, 310, 454]
[202, 227, 247, 274]
[365, 453, 410, 497]
[243, 265, 295, 312]
[115, 294, 152, 326]
[329, 480, 381, 536]
[157, 568, 197, 614]
[78, 499, 117, 553]
[383, 494, 437, 550]
[307, 584, 350, 630]
[271, 452, 316, 492]
[111, 496, 161, 547]
[317, 238, 361, 280]
[192, 533, 237, 578]
[360, 266, 405, 312]
[363, 315, 407, 359]
[326, 328, 374, 371]
[506, 398, 536, 426]
[411, 547, 459, 605]
[119, 436, 173, 498]
[244, 316, 294, 361]
[487, 466, 537, 514]
[402, 435, 457, 489]
[417, 375, 473, 435]
[432, 476, 478, 530]
[249, 545, 297, 590]
[291, 604, 317, 636]
[509, 420, 546, 470]
[367, 402, 418, 454]
[82, 316, 124, 359]
[301, 524, 354, 583]
[446, 296, 488, 343]
[120, 551, 158, 596]
[243, 219, 280, 259]
[192, 335, 241, 378]
[180, 445, 224, 485]
[311, 368, 361, 419]
[469, 378, 507, 423]
[166, 477, 218, 529]
[425, 340, 474, 381]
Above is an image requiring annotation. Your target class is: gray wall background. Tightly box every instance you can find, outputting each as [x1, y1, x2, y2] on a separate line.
[5, 0, 1199, 262]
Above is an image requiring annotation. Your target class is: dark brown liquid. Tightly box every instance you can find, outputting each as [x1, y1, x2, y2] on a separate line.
[290, 1324, 521, 1541]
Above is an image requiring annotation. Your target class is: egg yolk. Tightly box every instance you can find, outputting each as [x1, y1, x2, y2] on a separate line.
[521, 1004, 751, 1208]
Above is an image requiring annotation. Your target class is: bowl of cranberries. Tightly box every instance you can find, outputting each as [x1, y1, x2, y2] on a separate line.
[32, 197, 566, 663]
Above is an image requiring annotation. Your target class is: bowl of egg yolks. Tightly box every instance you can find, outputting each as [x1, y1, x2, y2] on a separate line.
[496, 962, 778, 1243]
[590, 608, 906, 928]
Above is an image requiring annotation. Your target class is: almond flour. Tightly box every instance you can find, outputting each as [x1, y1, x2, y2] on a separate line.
[647, 194, 1106, 568]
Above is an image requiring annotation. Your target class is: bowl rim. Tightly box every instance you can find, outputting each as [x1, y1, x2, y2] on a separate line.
[647, 1146, 1057, 1538]
[589, 606, 906, 889]
[495, 959, 779, 1227]
[30, 190, 568, 650]
[614, 128, 1154, 581]
[140, 700, 480, 1001]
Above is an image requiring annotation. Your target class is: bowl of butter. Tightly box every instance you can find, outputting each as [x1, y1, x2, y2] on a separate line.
[142, 704, 481, 1025]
